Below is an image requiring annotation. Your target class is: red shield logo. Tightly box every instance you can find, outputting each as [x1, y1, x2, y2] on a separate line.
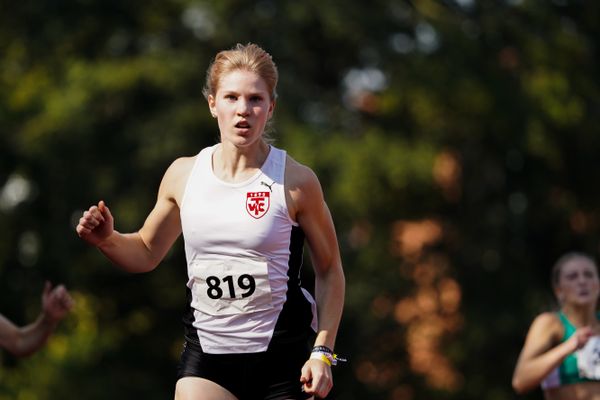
[246, 192, 270, 219]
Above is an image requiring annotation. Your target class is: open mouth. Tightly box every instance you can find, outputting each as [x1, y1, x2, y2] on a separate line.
[235, 121, 251, 129]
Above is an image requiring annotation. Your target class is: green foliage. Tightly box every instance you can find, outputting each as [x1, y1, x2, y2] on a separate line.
[1, 0, 599, 399]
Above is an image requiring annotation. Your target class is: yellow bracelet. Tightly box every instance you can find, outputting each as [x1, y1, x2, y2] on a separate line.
[310, 351, 332, 366]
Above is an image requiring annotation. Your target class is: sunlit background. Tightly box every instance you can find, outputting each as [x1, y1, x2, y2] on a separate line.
[1, 1, 599, 399]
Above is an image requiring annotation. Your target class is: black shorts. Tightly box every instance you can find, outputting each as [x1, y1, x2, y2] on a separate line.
[176, 335, 313, 400]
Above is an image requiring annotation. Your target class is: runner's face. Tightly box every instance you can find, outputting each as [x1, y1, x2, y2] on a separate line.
[208, 70, 274, 148]
[556, 258, 600, 306]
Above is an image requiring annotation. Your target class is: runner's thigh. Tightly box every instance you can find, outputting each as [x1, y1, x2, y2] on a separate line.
[175, 377, 238, 400]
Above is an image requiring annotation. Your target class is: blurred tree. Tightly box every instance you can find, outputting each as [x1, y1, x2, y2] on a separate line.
[0, 0, 599, 399]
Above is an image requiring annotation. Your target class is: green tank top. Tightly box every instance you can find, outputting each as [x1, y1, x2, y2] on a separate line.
[558, 312, 600, 385]
[558, 312, 587, 384]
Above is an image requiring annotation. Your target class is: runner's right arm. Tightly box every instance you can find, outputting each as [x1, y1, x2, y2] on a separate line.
[76, 158, 192, 273]
[512, 312, 592, 393]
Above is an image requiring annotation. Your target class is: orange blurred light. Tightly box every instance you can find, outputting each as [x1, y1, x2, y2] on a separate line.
[433, 150, 462, 202]
[392, 219, 443, 260]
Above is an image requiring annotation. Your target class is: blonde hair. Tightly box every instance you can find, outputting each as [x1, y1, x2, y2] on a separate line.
[203, 43, 279, 101]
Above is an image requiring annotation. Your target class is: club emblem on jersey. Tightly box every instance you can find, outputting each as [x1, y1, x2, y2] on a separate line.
[246, 191, 270, 219]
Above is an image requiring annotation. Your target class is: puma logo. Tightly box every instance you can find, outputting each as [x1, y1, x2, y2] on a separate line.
[260, 181, 274, 192]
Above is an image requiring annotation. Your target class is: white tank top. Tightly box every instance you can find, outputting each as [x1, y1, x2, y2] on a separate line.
[180, 144, 317, 354]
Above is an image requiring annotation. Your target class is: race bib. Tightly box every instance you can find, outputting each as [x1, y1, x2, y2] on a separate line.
[189, 257, 273, 316]
[577, 336, 600, 379]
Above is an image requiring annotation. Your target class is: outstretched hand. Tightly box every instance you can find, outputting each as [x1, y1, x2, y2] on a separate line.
[41, 281, 74, 323]
[76, 200, 114, 246]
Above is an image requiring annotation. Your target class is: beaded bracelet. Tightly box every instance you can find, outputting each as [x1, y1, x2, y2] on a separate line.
[312, 345, 334, 355]
[310, 347, 347, 367]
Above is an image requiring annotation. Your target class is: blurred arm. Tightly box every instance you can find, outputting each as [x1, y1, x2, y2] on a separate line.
[512, 312, 588, 393]
[0, 282, 73, 357]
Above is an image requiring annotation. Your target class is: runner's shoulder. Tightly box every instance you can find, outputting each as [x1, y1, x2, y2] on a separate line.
[285, 155, 320, 192]
[529, 312, 564, 341]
